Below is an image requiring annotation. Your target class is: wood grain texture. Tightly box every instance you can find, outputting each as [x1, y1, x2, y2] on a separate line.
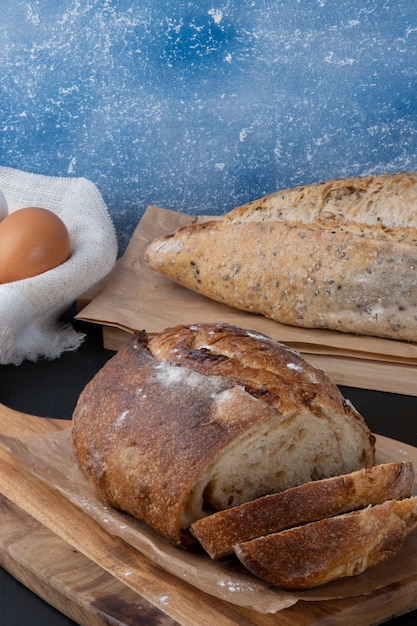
[0, 494, 175, 626]
[1, 402, 417, 625]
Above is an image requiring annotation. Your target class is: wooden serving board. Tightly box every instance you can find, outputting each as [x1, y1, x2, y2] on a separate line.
[1, 402, 417, 625]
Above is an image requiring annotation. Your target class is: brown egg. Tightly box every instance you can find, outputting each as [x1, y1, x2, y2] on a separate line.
[0, 207, 71, 284]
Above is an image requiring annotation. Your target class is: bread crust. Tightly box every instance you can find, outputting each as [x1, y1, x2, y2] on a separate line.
[72, 323, 375, 547]
[190, 461, 415, 559]
[145, 172, 417, 342]
[234, 497, 417, 589]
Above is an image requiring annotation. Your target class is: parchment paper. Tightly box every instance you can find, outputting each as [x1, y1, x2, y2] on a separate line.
[76, 205, 417, 366]
[2, 428, 417, 614]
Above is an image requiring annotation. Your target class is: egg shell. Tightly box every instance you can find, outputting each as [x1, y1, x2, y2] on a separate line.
[0, 207, 71, 284]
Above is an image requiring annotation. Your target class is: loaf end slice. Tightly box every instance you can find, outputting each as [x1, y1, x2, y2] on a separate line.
[234, 496, 417, 589]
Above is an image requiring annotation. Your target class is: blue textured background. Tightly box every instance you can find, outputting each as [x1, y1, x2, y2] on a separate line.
[1, 1, 417, 253]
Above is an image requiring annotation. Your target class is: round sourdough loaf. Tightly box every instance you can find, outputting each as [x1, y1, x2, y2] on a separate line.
[72, 323, 375, 547]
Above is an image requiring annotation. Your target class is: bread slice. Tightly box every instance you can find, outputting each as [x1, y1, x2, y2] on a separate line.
[72, 323, 375, 547]
[190, 461, 415, 559]
[145, 172, 417, 342]
[234, 496, 417, 589]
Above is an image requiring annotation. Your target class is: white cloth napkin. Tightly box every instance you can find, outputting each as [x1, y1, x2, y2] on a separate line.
[0, 166, 118, 365]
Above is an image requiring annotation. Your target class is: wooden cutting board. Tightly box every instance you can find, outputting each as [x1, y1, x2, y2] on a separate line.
[1, 402, 417, 626]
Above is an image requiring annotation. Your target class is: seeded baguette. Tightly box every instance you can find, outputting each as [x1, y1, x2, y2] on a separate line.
[190, 461, 415, 559]
[145, 172, 417, 342]
[72, 323, 375, 547]
[234, 496, 417, 589]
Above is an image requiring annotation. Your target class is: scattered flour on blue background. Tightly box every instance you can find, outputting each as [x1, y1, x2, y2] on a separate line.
[1, 1, 416, 252]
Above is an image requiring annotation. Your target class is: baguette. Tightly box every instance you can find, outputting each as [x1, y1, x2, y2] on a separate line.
[234, 497, 417, 589]
[145, 172, 417, 342]
[72, 323, 375, 547]
[190, 461, 415, 559]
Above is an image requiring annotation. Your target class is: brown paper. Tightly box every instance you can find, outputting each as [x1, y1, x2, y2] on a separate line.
[1, 428, 417, 614]
[76, 206, 417, 395]
[76, 207, 417, 377]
